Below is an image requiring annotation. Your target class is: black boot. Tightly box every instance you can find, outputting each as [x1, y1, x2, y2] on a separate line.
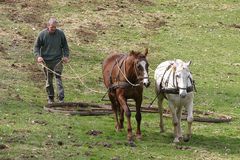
[48, 96, 54, 104]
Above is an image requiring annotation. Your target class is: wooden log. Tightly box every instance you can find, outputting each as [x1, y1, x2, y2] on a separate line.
[44, 102, 232, 123]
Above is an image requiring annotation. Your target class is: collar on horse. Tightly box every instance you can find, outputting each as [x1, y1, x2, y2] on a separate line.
[147, 63, 196, 107]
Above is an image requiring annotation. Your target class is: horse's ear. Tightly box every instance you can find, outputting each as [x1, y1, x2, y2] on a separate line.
[186, 61, 192, 67]
[130, 50, 135, 56]
[172, 63, 177, 71]
[144, 48, 148, 56]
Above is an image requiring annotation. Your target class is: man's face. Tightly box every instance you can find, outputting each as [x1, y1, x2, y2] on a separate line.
[48, 24, 57, 33]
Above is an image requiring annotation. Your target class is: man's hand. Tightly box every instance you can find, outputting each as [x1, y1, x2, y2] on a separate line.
[62, 57, 69, 63]
[37, 57, 44, 63]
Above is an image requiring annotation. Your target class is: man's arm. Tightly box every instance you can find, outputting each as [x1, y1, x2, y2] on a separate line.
[33, 33, 44, 63]
[61, 32, 70, 63]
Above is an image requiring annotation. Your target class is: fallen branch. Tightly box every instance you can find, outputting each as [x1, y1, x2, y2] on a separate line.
[44, 102, 232, 123]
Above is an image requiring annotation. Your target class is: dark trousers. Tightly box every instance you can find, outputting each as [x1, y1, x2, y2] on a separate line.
[43, 60, 64, 101]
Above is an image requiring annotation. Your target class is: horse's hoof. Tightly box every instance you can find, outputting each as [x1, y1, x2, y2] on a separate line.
[183, 135, 191, 142]
[115, 125, 122, 132]
[136, 134, 142, 140]
[178, 136, 183, 141]
[119, 126, 124, 130]
[128, 141, 136, 147]
[127, 134, 133, 141]
[173, 138, 180, 143]
[115, 128, 123, 132]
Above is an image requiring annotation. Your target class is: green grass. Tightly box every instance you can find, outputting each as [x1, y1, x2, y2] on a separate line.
[1, 0, 240, 159]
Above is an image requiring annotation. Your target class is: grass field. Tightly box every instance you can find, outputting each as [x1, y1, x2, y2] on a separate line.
[0, 0, 240, 159]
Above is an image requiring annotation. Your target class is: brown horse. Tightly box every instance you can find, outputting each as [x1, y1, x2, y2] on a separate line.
[102, 49, 150, 143]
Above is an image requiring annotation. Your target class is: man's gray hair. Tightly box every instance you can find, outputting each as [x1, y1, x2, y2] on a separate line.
[48, 18, 58, 25]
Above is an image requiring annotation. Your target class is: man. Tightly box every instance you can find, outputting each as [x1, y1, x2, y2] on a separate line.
[33, 18, 70, 104]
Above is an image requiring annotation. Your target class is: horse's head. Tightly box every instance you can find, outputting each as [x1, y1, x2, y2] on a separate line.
[174, 60, 192, 98]
[129, 48, 150, 88]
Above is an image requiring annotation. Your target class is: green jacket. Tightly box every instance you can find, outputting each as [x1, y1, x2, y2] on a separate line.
[33, 28, 69, 62]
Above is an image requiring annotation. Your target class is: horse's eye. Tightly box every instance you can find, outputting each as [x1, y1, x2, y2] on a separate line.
[137, 64, 142, 69]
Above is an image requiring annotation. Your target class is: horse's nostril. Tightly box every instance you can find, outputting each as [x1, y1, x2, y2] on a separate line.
[180, 94, 186, 98]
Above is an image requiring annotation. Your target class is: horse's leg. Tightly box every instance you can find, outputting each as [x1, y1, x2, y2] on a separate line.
[117, 95, 133, 141]
[184, 101, 194, 142]
[157, 94, 165, 133]
[176, 106, 183, 141]
[135, 96, 142, 140]
[109, 93, 120, 131]
[119, 106, 124, 129]
[169, 102, 179, 143]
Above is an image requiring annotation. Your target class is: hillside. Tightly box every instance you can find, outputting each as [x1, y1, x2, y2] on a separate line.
[0, 0, 240, 159]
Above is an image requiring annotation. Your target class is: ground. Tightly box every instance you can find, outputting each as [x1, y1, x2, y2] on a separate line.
[1, 0, 240, 159]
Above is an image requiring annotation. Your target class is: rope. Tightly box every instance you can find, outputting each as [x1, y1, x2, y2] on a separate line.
[67, 63, 105, 94]
[39, 63, 75, 79]
[39, 62, 105, 94]
[116, 59, 141, 87]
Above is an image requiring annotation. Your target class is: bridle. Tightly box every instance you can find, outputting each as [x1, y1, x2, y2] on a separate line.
[133, 58, 149, 83]
[175, 74, 192, 91]
[117, 56, 149, 87]
[159, 64, 196, 94]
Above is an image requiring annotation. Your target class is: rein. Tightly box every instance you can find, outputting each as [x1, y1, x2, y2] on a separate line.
[116, 59, 141, 87]
[39, 60, 104, 94]
[39, 60, 63, 77]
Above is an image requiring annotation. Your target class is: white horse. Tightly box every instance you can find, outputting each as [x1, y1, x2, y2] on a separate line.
[154, 59, 195, 143]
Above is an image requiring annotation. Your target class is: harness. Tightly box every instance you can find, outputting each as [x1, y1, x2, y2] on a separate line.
[158, 63, 196, 95]
[159, 86, 195, 94]
[147, 63, 196, 107]
[108, 55, 141, 92]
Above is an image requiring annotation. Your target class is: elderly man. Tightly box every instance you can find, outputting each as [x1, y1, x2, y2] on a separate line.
[34, 18, 70, 104]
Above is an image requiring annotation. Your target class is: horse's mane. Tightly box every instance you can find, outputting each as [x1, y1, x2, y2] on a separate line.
[102, 53, 124, 67]
[174, 59, 191, 70]
[175, 59, 184, 64]
[129, 50, 146, 59]
[103, 50, 147, 67]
